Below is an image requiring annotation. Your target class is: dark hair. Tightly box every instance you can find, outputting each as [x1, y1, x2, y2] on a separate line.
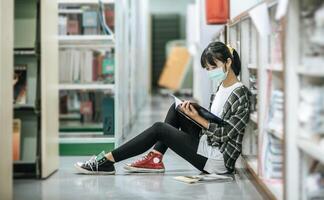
[200, 41, 241, 76]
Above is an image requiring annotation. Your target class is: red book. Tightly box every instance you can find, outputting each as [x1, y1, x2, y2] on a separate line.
[67, 20, 80, 35]
[105, 6, 115, 32]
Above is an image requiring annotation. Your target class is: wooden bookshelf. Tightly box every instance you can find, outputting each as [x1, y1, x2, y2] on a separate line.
[243, 157, 283, 200]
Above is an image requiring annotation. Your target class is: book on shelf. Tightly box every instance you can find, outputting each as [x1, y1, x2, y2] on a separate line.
[14, 109, 38, 161]
[261, 132, 283, 180]
[59, 16, 68, 35]
[13, 64, 27, 105]
[102, 95, 114, 135]
[67, 14, 81, 35]
[98, 0, 114, 35]
[82, 10, 99, 35]
[299, 85, 324, 137]
[13, 119, 21, 161]
[306, 172, 324, 199]
[104, 4, 115, 32]
[59, 91, 114, 133]
[58, 4, 114, 36]
[59, 49, 114, 84]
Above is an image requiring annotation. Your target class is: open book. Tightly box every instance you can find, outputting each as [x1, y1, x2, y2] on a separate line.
[173, 174, 234, 184]
[170, 94, 225, 128]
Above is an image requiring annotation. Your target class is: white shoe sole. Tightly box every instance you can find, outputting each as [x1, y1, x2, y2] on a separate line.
[74, 164, 115, 175]
[123, 165, 165, 173]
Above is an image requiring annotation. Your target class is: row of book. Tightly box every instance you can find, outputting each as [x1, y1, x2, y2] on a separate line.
[261, 90, 284, 180]
[262, 132, 283, 180]
[58, 4, 114, 35]
[267, 90, 284, 137]
[299, 85, 324, 138]
[306, 168, 324, 199]
[301, 2, 324, 69]
[59, 91, 114, 135]
[59, 49, 114, 84]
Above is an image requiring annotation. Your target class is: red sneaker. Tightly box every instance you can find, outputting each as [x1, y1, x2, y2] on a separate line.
[124, 152, 165, 173]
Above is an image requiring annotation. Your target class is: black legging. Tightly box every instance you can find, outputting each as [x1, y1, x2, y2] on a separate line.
[111, 103, 208, 172]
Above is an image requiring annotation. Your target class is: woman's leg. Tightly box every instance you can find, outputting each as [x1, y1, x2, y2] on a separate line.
[153, 103, 202, 155]
[111, 122, 207, 171]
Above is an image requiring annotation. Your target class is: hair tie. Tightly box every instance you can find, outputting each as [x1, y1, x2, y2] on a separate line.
[226, 44, 234, 56]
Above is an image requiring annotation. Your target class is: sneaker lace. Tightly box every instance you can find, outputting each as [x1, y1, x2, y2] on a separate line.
[134, 152, 153, 164]
[85, 156, 99, 172]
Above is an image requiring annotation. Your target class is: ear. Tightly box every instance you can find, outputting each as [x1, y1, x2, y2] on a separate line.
[225, 58, 232, 71]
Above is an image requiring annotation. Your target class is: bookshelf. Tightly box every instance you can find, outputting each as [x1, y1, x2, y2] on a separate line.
[0, 0, 14, 197]
[57, 0, 119, 155]
[285, 0, 324, 199]
[8, 0, 59, 179]
[225, 1, 285, 199]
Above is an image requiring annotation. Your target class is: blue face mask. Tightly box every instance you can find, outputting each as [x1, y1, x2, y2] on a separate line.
[207, 67, 227, 82]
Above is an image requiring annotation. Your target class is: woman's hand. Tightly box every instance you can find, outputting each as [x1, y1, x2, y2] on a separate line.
[180, 101, 210, 129]
[180, 101, 199, 119]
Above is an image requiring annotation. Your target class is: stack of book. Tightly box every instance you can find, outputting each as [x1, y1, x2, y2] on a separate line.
[60, 91, 114, 135]
[262, 133, 283, 180]
[267, 90, 284, 137]
[306, 172, 324, 199]
[299, 86, 324, 138]
[58, 5, 114, 35]
[59, 49, 114, 84]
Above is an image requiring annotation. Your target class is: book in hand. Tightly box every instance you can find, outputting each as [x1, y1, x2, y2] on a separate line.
[173, 174, 234, 184]
[170, 94, 225, 128]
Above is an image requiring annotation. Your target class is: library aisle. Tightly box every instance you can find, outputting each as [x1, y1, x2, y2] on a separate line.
[13, 95, 264, 200]
[2, 0, 324, 199]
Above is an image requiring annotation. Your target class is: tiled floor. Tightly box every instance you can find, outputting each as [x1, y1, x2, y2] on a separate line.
[14, 95, 264, 200]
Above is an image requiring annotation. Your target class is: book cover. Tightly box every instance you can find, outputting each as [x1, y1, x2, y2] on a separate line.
[14, 64, 27, 105]
[13, 119, 21, 161]
[170, 94, 224, 128]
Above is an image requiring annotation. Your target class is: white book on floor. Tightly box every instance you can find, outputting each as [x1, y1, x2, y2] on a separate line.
[173, 174, 234, 184]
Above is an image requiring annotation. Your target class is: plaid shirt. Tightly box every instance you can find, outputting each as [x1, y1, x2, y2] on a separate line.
[200, 84, 251, 172]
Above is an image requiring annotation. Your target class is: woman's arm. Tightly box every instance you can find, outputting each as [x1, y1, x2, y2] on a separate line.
[203, 101, 249, 143]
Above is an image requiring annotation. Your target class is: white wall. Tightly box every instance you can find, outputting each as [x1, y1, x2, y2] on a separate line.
[115, 0, 151, 144]
[230, 0, 262, 18]
[191, 0, 223, 108]
[149, 0, 195, 39]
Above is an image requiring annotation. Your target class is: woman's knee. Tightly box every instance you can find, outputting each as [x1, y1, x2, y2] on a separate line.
[152, 122, 166, 130]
